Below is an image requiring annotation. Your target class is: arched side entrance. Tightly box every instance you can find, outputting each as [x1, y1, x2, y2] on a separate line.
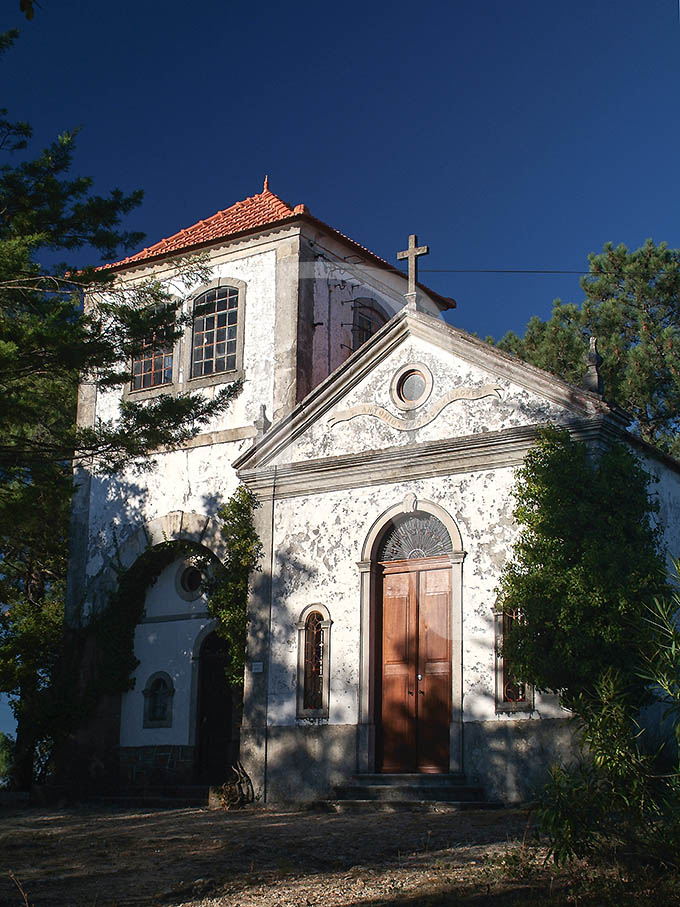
[357, 499, 465, 775]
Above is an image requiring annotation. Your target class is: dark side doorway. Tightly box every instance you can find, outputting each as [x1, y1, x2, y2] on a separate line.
[195, 631, 236, 783]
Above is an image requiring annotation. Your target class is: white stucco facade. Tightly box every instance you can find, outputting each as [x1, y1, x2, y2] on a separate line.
[66, 188, 680, 803]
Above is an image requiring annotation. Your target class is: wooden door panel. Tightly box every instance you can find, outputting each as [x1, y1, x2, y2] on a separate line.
[381, 572, 416, 771]
[382, 577, 411, 665]
[417, 568, 451, 772]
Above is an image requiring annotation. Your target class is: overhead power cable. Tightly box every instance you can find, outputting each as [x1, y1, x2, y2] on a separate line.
[418, 268, 589, 275]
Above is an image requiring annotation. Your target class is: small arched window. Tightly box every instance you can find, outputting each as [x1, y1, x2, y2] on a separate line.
[351, 298, 388, 351]
[143, 672, 175, 728]
[495, 611, 532, 713]
[296, 605, 332, 718]
[304, 612, 324, 710]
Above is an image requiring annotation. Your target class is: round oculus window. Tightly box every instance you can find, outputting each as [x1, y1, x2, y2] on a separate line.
[181, 566, 202, 594]
[175, 562, 204, 601]
[390, 362, 433, 411]
[398, 369, 426, 403]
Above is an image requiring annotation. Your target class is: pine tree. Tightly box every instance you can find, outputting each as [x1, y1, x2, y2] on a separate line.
[496, 427, 668, 707]
[495, 240, 680, 458]
[0, 31, 238, 787]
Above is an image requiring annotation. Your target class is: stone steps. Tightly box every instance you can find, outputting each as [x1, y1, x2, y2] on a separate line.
[320, 799, 501, 813]
[329, 773, 489, 810]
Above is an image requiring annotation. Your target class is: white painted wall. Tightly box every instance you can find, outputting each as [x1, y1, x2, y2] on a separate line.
[266, 469, 563, 731]
[86, 245, 278, 572]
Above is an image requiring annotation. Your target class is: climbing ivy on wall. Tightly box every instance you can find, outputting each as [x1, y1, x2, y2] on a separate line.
[56, 540, 202, 723]
[207, 485, 263, 685]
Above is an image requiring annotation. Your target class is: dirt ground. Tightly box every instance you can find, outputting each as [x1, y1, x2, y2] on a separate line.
[0, 802, 554, 907]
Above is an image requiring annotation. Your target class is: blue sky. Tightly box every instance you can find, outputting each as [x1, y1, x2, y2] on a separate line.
[3, 0, 680, 737]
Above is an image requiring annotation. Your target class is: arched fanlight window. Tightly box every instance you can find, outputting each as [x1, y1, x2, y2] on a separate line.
[296, 605, 332, 718]
[377, 512, 453, 562]
[143, 672, 175, 728]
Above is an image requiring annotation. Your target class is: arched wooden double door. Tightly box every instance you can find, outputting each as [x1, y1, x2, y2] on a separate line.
[376, 513, 453, 774]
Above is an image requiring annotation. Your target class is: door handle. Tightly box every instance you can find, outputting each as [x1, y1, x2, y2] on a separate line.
[417, 673, 423, 681]
[408, 690, 414, 696]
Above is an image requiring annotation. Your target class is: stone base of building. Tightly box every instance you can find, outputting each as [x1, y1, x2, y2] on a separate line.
[241, 718, 577, 805]
[462, 717, 577, 803]
[240, 724, 358, 803]
[119, 745, 196, 788]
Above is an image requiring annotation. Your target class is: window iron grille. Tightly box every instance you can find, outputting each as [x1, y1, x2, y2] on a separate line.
[303, 611, 324, 711]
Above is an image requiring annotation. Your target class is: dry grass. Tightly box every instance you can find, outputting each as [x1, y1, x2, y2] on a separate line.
[1, 803, 678, 906]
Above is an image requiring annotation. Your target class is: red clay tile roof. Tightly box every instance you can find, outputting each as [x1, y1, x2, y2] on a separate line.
[110, 183, 299, 269]
[106, 181, 455, 310]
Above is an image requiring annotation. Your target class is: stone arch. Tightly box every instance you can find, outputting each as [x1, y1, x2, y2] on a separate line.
[117, 510, 227, 573]
[357, 496, 465, 776]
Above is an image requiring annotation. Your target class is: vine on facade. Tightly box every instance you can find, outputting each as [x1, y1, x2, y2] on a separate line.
[206, 485, 263, 685]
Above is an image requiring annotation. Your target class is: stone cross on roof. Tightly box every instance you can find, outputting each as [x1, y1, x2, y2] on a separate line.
[397, 234, 429, 309]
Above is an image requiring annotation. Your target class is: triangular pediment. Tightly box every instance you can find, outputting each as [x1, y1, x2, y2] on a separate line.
[234, 309, 625, 477]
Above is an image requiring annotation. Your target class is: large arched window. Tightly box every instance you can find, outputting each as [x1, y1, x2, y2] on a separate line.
[143, 671, 175, 728]
[184, 278, 246, 388]
[296, 604, 332, 718]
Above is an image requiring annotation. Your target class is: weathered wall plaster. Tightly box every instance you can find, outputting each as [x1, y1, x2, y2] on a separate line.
[276, 335, 582, 466]
[265, 471, 563, 736]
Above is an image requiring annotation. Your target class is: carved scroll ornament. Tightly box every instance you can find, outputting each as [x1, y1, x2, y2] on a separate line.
[330, 383, 502, 431]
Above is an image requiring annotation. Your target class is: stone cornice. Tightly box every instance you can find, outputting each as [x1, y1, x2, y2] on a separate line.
[237, 417, 625, 500]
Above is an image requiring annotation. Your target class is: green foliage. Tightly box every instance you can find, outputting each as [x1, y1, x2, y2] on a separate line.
[55, 487, 261, 738]
[19, 1, 35, 21]
[0, 31, 240, 787]
[502, 441, 680, 868]
[495, 240, 680, 457]
[496, 426, 667, 707]
[0, 731, 15, 785]
[84, 541, 200, 698]
[0, 30, 240, 476]
[46, 540, 208, 775]
[207, 486, 263, 685]
[640, 584, 680, 737]
[537, 669, 672, 866]
[0, 453, 70, 788]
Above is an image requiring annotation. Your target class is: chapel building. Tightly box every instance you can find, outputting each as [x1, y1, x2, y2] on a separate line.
[66, 182, 680, 804]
